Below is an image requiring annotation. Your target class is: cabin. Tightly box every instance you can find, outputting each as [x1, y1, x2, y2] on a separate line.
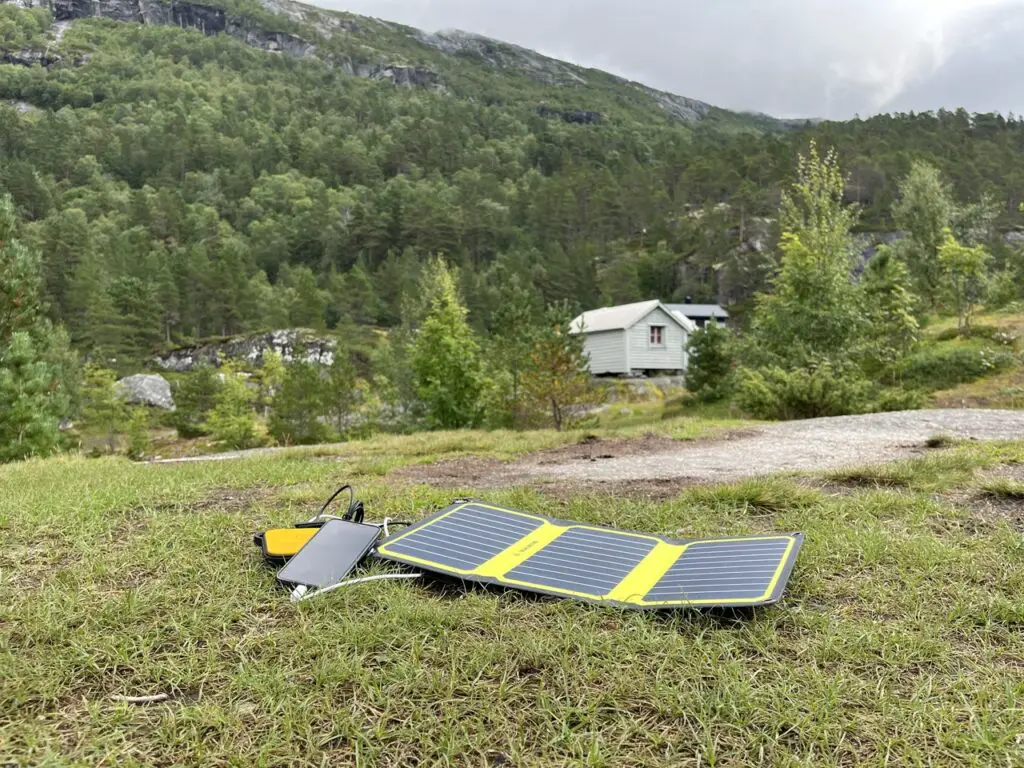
[664, 301, 729, 328]
[570, 300, 696, 376]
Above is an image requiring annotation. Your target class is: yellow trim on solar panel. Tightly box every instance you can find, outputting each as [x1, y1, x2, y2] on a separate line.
[605, 540, 684, 603]
[475, 522, 565, 577]
[495, 524, 663, 599]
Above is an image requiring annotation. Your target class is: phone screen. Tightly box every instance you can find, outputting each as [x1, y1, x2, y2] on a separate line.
[276, 519, 381, 589]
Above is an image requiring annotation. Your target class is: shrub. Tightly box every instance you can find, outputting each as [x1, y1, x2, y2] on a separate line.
[269, 361, 331, 445]
[933, 324, 1016, 347]
[685, 323, 735, 402]
[206, 365, 259, 449]
[736, 364, 872, 420]
[896, 344, 1015, 391]
[170, 366, 221, 438]
[125, 407, 151, 460]
[869, 387, 926, 413]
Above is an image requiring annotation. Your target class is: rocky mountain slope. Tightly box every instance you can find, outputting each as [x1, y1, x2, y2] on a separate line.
[1, 0, 794, 128]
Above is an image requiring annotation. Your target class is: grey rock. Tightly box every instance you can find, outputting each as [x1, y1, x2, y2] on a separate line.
[154, 329, 336, 372]
[8, 100, 36, 113]
[412, 28, 713, 122]
[639, 85, 712, 122]
[116, 374, 176, 410]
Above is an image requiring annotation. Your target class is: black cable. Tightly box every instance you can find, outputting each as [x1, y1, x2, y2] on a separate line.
[317, 484, 363, 523]
[317, 484, 354, 518]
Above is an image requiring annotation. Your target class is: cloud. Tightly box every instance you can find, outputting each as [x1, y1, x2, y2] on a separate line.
[317, 0, 1024, 118]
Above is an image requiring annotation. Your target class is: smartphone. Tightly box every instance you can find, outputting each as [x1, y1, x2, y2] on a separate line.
[276, 519, 381, 589]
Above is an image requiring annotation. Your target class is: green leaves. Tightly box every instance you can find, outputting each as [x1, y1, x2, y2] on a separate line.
[410, 257, 484, 430]
[937, 230, 992, 331]
[686, 323, 735, 402]
[206, 363, 259, 449]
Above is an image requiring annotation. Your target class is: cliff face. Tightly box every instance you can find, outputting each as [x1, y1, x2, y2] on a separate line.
[9, 0, 321, 56]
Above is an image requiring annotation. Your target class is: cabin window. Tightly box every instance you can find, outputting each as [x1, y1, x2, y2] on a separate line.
[649, 325, 664, 346]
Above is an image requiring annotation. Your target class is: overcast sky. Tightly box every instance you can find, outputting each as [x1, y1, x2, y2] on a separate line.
[318, 0, 1024, 120]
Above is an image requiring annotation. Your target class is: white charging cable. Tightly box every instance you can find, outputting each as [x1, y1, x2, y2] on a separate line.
[291, 572, 423, 603]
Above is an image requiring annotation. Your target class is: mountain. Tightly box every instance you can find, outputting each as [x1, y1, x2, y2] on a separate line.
[2, 0, 802, 130]
[1, 0, 1024, 369]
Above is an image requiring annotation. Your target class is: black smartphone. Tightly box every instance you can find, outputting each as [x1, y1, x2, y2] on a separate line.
[276, 519, 381, 589]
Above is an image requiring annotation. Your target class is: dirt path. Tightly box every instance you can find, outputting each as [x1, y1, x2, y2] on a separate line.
[151, 410, 1024, 495]
[395, 409, 1024, 492]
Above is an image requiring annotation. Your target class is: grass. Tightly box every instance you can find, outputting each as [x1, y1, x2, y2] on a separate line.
[925, 311, 1024, 409]
[3, 424, 1024, 765]
[980, 478, 1024, 501]
[823, 441, 1024, 492]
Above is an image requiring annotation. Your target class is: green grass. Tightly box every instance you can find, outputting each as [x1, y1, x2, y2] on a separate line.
[979, 478, 1024, 501]
[3, 427, 1024, 765]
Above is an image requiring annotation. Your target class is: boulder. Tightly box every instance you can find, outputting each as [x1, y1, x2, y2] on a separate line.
[116, 374, 176, 410]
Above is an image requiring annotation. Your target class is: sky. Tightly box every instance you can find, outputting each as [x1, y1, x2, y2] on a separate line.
[317, 0, 1024, 120]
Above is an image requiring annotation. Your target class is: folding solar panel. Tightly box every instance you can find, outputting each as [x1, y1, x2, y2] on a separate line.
[375, 502, 803, 609]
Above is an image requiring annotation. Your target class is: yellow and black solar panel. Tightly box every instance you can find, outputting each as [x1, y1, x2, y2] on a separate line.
[375, 502, 803, 609]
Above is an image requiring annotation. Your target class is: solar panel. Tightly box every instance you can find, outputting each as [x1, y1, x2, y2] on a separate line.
[375, 502, 803, 609]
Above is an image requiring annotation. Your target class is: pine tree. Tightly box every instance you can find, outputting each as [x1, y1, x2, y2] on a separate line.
[170, 365, 221, 438]
[322, 336, 358, 436]
[410, 256, 484, 429]
[279, 265, 327, 329]
[861, 249, 920, 379]
[0, 195, 75, 462]
[269, 360, 330, 445]
[81, 364, 129, 454]
[488, 275, 541, 428]
[0, 333, 68, 462]
[686, 323, 735, 402]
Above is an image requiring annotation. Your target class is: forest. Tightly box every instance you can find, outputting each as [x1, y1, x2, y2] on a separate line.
[2, 1, 1024, 460]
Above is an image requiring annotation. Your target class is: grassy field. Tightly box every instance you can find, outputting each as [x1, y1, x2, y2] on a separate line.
[2, 420, 1024, 766]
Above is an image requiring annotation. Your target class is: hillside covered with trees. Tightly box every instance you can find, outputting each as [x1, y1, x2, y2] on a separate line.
[2, 0, 1024, 459]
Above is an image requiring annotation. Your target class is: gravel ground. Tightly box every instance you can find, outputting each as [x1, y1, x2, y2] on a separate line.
[153, 410, 1024, 488]
[521, 409, 1024, 483]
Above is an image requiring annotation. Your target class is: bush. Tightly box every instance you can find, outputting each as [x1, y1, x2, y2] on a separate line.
[933, 324, 1016, 347]
[206, 365, 259, 449]
[896, 344, 1015, 391]
[125, 407, 151, 460]
[170, 366, 221, 438]
[269, 361, 331, 446]
[685, 324, 735, 402]
[736, 364, 872, 420]
[868, 387, 926, 413]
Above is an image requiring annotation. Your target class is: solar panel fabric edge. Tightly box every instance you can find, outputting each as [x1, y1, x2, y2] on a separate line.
[374, 502, 804, 610]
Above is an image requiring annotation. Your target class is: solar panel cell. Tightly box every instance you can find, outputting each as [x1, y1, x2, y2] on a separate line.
[643, 538, 794, 604]
[504, 527, 658, 598]
[381, 504, 545, 573]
